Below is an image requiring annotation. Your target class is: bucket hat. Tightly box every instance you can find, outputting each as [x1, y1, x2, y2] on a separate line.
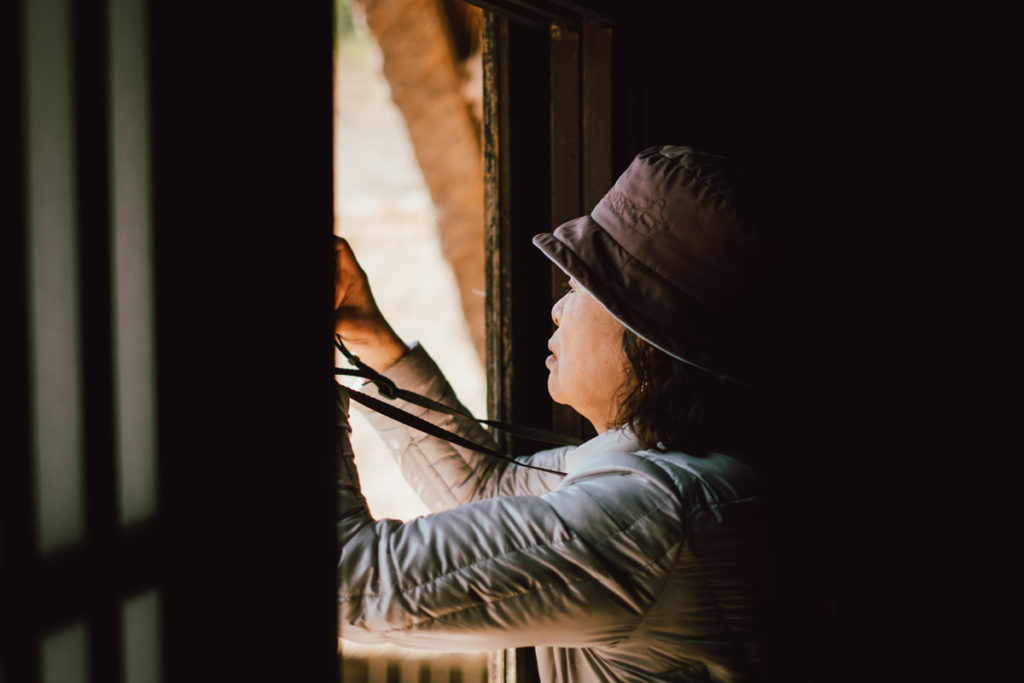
[533, 145, 790, 392]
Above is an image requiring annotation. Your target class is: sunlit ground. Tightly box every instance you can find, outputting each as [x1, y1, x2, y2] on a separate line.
[333, 7, 487, 675]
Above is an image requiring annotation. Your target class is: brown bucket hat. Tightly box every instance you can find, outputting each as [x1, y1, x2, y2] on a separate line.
[533, 145, 790, 392]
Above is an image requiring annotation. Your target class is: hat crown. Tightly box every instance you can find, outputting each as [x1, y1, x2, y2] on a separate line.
[591, 146, 773, 313]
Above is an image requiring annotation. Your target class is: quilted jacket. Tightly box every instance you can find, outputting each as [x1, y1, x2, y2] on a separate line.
[337, 344, 802, 682]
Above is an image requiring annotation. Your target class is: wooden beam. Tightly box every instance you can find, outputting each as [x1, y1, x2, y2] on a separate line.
[548, 22, 587, 439]
[581, 17, 612, 210]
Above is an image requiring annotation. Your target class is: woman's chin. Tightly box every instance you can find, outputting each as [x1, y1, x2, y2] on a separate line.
[546, 374, 564, 405]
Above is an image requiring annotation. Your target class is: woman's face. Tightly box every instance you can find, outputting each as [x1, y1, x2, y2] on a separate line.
[545, 278, 631, 433]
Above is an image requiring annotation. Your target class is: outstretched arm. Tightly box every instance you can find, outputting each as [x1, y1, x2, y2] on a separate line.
[334, 235, 566, 508]
[352, 343, 569, 509]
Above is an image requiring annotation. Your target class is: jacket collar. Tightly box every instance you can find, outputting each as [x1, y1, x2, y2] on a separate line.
[564, 426, 642, 475]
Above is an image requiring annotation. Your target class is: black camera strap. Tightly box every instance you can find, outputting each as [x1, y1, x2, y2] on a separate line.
[335, 336, 574, 477]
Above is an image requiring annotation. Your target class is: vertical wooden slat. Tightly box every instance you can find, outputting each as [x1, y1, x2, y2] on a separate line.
[72, 0, 116, 524]
[71, 1, 122, 679]
[581, 18, 612, 210]
[74, 0, 116, 566]
[4, 0, 40, 670]
[549, 24, 581, 225]
[0, 0, 33, 587]
[483, 10, 513, 446]
[86, 605, 121, 683]
[547, 22, 586, 440]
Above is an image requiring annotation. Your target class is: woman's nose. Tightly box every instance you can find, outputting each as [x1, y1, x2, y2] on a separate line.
[551, 295, 565, 326]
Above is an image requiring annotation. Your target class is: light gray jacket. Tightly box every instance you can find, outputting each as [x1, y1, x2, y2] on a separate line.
[337, 344, 799, 682]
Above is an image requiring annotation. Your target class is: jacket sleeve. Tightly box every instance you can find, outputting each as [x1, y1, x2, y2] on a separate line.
[350, 342, 569, 510]
[338, 386, 686, 651]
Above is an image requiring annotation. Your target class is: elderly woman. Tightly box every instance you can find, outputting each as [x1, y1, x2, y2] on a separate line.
[335, 146, 804, 682]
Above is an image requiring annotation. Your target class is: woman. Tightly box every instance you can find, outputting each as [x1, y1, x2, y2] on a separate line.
[336, 146, 805, 682]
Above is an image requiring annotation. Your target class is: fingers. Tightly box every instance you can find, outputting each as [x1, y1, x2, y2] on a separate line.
[333, 235, 376, 318]
[334, 238, 347, 309]
[334, 235, 351, 258]
[334, 236, 363, 271]
[334, 236, 366, 310]
[331, 237, 407, 369]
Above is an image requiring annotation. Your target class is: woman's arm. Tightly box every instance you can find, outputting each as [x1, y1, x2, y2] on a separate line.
[350, 344, 569, 510]
[337, 386, 681, 651]
[335, 235, 567, 508]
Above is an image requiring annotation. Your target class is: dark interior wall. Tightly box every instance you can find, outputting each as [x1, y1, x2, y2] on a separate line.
[149, 1, 337, 680]
[606, 6, 996, 680]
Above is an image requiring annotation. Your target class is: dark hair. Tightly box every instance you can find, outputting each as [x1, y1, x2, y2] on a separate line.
[613, 330, 781, 454]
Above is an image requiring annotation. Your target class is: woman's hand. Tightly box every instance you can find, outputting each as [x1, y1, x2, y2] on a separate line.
[334, 236, 408, 371]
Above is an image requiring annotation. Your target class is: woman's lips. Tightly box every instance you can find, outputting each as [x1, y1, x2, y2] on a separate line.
[545, 354, 556, 368]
